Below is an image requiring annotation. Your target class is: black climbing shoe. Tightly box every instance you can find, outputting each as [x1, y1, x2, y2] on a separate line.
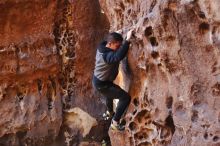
[110, 120, 125, 131]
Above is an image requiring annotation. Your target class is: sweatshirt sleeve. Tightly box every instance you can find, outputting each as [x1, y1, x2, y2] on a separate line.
[103, 41, 130, 64]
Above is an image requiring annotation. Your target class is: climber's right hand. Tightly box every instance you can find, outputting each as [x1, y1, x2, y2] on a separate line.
[126, 29, 134, 41]
[115, 29, 123, 34]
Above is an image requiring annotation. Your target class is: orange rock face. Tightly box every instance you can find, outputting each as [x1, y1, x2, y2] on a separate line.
[0, 0, 109, 145]
[100, 0, 220, 146]
[0, 1, 62, 145]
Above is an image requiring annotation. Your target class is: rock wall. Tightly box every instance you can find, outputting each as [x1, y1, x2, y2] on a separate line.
[1, 0, 220, 146]
[100, 0, 220, 146]
[0, 1, 62, 145]
[0, 0, 109, 145]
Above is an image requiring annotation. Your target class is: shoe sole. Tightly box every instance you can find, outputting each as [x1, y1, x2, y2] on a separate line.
[110, 125, 125, 131]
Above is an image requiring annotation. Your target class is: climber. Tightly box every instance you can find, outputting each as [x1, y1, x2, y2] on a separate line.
[92, 29, 133, 131]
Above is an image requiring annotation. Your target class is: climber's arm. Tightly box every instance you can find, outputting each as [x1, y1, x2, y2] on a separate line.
[103, 29, 133, 64]
[103, 41, 130, 63]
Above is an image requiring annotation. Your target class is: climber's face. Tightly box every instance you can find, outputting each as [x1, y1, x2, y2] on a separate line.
[107, 41, 122, 51]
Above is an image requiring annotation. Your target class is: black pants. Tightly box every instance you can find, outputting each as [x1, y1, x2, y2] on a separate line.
[93, 81, 131, 122]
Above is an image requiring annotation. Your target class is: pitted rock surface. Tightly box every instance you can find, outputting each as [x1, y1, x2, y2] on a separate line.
[100, 0, 220, 146]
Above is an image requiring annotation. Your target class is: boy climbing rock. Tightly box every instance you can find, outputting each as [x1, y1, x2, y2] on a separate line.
[92, 30, 133, 131]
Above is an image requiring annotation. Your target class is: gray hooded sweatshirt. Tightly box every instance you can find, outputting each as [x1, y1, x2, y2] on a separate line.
[93, 41, 130, 87]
